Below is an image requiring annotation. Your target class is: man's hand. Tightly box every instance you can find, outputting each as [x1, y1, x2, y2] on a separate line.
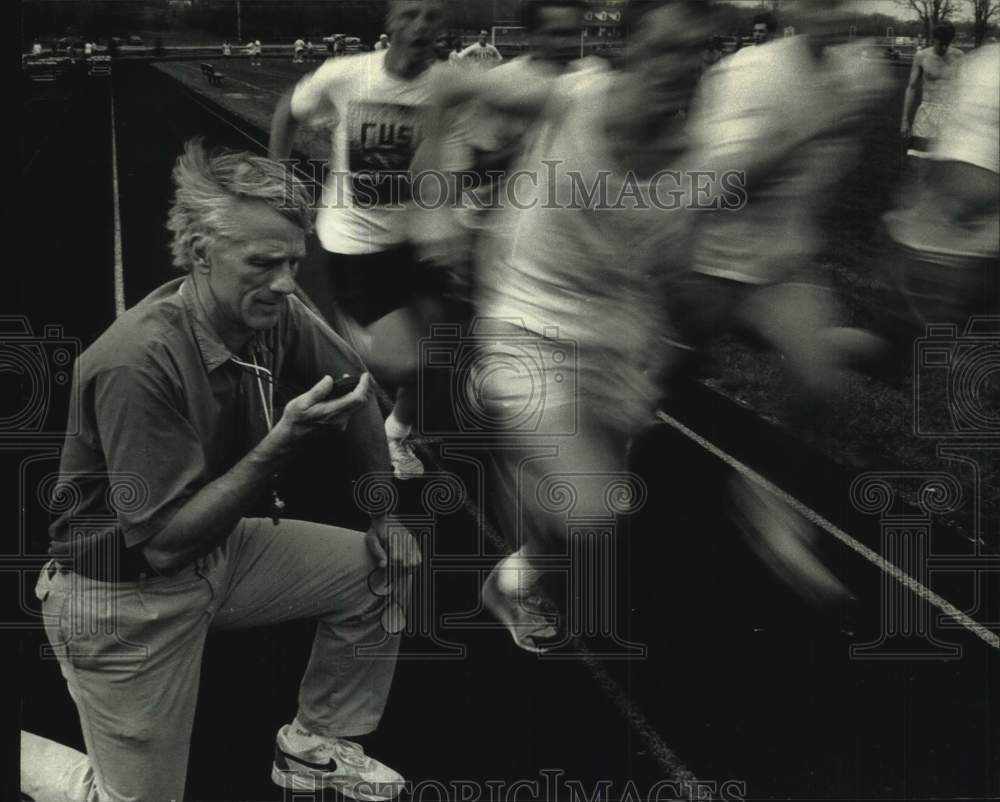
[900, 121, 911, 139]
[273, 373, 373, 445]
[365, 516, 422, 571]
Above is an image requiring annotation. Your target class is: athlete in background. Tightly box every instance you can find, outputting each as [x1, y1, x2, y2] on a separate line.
[901, 23, 963, 178]
[885, 43, 999, 330]
[456, 29, 503, 66]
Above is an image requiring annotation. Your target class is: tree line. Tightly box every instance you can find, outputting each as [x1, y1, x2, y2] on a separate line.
[20, 0, 998, 50]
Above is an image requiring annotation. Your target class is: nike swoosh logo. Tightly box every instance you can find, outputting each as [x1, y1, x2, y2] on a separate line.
[278, 748, 339, 773]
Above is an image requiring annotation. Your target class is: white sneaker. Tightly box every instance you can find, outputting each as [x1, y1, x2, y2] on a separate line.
[272, 723, 405, 800]
[481, 549, 562, 653]
[387, 436, 424, 480]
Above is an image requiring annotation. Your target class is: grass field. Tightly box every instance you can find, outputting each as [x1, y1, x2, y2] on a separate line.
[156, 58, 325, 153]
[156, 55, 997, 547]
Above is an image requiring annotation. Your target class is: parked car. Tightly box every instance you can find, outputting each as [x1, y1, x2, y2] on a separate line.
[321, 34, 362, 54]
[860, 43, 915, 64]
[56, 37, 86, 51]
[127, 35, 144, 46]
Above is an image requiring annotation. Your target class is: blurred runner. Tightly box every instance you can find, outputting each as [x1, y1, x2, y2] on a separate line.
[457, 0, 590, 235]
[433, 0, 711, 651]
[675, 0, 895, 607]
[679, 0, 891, 396]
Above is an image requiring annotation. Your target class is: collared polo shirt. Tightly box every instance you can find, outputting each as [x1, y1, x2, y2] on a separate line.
[49, 276, 367, 579]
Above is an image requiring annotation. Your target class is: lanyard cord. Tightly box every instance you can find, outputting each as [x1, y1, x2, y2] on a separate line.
[183, 278, 274, 425]
[230, 348, 286, 524]
[230, 350, 274, 431]
[180, 281, 286, 524]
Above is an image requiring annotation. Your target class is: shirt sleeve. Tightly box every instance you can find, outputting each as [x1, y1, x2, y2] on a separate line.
[93, 363, 209, 548]
[290, 56, 353, 124]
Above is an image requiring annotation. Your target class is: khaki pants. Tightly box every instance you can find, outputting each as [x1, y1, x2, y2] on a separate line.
[34, 518, 400, 802]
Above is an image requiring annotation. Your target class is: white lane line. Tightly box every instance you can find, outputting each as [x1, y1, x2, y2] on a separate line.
[655, 409, 1000, 651]
[110, 90, 125, 317]
[578, 649, 702, 786]
[182, 90, 270, 152]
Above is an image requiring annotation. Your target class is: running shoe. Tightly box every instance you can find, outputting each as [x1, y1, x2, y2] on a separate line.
[387, 436, 424, 481]
[481, 549, 563, 653]
[271, 723, 405, 800]
[729, 473, 853, 606]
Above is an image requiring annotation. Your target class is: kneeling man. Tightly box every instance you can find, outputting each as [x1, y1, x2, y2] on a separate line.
[34, 139, 420, 802]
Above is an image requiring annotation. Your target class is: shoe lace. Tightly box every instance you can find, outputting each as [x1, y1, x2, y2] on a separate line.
[333, 738, 371, 769]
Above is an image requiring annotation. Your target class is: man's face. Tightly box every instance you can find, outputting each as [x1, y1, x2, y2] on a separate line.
[797, 0, 850, 46]
[203, 200, 306, 333]
[479, 30, 489, 45]
[387, 0, 445, 59]
[532, 5, 584, 65]
[753, 23, 770, 44]
[628, 7, 710, 121]
[932, 33, 951, 54]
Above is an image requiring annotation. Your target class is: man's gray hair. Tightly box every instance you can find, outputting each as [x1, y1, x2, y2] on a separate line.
[167, 138, 314, 272]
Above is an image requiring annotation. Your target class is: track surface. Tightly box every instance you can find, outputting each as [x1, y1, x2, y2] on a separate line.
[13, 63, 999, 801]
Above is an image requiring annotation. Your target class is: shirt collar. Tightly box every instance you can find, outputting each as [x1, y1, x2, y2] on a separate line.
[178, 277, 237, 373]
[178, 277, 278, 374]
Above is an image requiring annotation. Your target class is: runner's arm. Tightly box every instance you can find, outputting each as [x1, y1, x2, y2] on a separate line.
[430, 62, 557, 118]
[901, 52, 923, 135]
[270, 59, 343, 160]
[269, 90, 300, 161]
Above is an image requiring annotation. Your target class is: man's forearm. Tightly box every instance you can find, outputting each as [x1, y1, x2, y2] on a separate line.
[142, 429, 295, 574]
[269, 91, 300, 161]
